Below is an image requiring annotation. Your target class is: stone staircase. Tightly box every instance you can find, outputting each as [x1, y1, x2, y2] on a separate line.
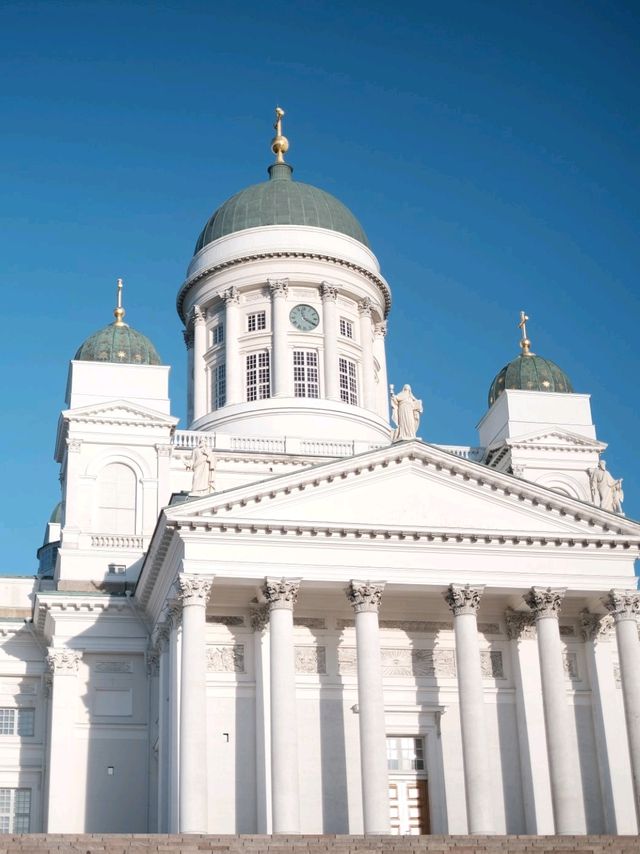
[0, 837, 637, 854]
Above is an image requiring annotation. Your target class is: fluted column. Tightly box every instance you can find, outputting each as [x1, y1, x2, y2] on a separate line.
[269, 279, 290, 398]
[263, 577, 300, 833]
[192, 306, 207, 421]
[251, 603, 272, 833]
[320, 283, 339, 400]
[445, 584, 494, 834]
[347, 581, 390, 834]
[177, 574, 213, 833]
[524, 587, 583, 834]
[373, 320, 389, 420]
[604, 590, 640, 824]
[155, 623, 171, 832]
[223, 287, 241, 405]
[45, 649, 83, 831]
[183, 327, 195, 425]
[358, 299, 376, 411]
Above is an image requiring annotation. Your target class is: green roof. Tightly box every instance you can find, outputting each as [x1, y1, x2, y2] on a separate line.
[194, 162, 370, 254]
[488, 353, 574, 407]
[49, 502, 63, 524]
[75, 322, 161, 365]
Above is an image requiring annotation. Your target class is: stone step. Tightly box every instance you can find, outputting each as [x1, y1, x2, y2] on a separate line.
[0, 837, 638, 854]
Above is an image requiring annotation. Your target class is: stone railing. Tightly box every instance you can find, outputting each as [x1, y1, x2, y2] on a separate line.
[172, 430, 384, 458]
[90, 534, 145, 550]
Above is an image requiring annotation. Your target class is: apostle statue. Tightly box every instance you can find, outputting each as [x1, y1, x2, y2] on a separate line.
[187, 438, 216, 496]
[588, 460, 624, 514]
[390, 384, 423, 442]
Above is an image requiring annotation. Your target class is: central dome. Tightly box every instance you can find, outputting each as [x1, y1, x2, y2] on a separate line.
[194, 162, 370, 254]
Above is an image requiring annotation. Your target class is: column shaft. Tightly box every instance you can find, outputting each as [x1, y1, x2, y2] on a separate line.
[373, 321, 388, 420]
[446, 585, 494, 834]
[263, 578, 300, 834]
[224, 288, 241, 405]
[321, 283, 339, 400]
[525, 587, 583, 834]
[192, 306, 207, 421]
[270, 280, 290, 397]
[347, 581, 390, 834]
[178, 575, 212, 833]
[605, 592, 640, 825]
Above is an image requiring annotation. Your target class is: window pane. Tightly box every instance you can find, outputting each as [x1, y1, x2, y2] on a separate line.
[293, 351, 319, 398]
[246, 351, 270, 401]
[17, 709, 35, 737]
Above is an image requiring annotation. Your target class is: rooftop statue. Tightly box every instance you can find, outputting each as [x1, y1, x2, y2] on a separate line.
[187, 439, 216, 496]
[390, 383, 423, 442]
[589, 459, 624, 515]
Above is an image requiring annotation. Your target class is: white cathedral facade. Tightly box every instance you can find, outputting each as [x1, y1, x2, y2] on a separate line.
[1, 113, 639, 838]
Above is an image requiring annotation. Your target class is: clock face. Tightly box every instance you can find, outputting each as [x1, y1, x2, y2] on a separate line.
[289, 304, 320, 331]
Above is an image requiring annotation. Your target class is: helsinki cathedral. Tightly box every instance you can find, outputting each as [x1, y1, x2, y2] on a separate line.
[0, 109, 638, 838]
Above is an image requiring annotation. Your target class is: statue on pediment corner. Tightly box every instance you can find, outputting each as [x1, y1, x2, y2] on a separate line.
[589, 460, 624, 515]
[187, 438, 215, 496]
[390, 383, 423, 442]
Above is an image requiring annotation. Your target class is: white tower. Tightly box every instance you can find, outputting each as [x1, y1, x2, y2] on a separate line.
[178, 108, 392, 445]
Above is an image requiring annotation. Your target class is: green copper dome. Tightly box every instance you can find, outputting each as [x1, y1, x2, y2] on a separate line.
[488, 353, 573, 407]
[194, 162, 370, 254]
[75, 322, 161, 366]
[49, 502, 63, 524]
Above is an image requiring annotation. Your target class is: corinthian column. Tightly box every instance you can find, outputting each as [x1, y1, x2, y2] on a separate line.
[223, 287, 241, 405]
[177, 574, 213, 833]
[263, 577, 300, 833]
[604, 590, 640, 824]
[358, 299, 376, 411]
[320, 283, 339, 400]
[373, 320, 389, 419]
[192, 305, 207, 421]
[347, 580, 389, 834]
[269, 279, 290, 398]
[45, 649, 82, 831]
[444, 584, 494, 834]
[524, 587, 583, 834]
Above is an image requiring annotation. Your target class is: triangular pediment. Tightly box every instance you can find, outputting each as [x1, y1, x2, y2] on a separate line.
[502, 427, 607, 452]
[167, 440, 638, 537]
[61, 399, 178, 427]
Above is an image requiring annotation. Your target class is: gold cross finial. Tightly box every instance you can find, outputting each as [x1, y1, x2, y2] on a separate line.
[518, 310, 533, 355]
[114, 277, 126, 326]
[271, 106, 289, 163]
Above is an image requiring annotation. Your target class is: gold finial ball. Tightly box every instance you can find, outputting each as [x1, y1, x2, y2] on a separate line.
[271, 134, 289, 158]
[519, 337, 531, 354]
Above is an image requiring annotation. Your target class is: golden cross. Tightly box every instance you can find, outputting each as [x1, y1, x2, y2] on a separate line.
[114, 277, 126, 325]
[271, 106, 289, 164]
[274, 106, 284, 136]
[518, 310, 529, 341]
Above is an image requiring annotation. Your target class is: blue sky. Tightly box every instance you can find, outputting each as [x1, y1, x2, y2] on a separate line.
[1, 0, 639, 572]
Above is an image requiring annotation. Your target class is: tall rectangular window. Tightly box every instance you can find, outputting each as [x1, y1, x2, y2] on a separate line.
[213, 363, 226, 409]
[293, 351, 319, 398]
[339, 357, 358, 405]
[246, 351, 271, 401]
[212, 323, 224, 345]
[0, 708, 35, 737]
[0, 788, 31, 833]
[247, 311, 266, 333]
[339, 317, 354, 339]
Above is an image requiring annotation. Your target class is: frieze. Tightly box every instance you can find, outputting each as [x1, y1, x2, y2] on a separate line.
[294, 617, 326, 630]
[337, 646, 456, 678]
[94, 660, 132, 674]
[207, 615, 245, 626]
[295, 646, 326, 674]
[207, 645, 245, 673]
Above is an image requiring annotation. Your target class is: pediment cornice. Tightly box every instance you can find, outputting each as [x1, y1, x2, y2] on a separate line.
[61, 399, 179, 429]
[501, 427, 607, 453]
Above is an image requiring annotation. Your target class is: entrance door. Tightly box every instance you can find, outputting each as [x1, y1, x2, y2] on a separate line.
[387, 736, 430, 835]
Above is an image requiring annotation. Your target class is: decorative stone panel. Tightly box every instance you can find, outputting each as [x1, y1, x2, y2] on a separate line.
[207, 615, 245, 626]
[295, 646, 326, 674]
[337, 646, 456, 678]
[94, 660, 133, 674]
[562, 651, 579, 681]
[480, 650, 504, 679]
[207, 644, 245, 673]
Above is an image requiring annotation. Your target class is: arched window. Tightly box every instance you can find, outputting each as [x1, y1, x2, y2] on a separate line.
[96, 463, 137, 534]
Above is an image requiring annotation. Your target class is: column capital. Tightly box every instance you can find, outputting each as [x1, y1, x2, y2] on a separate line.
[358, 297, 373, 317]
[262, 577, 300, 610]
[249, 602, 270, 632]
[222, 285, 240, 305]
[603, 590, 640, 623]
[579, 609, 614, 642]
[524, 586, 566, 620]
[146, 649, 161, 677]
[444, 583, 484, 616]
[374, 320, 388, 338]
[177, 574, 213, 607]
[346, 580, 385, 613]
[504, 607, 536, 640]
[320, 282, 338, 302]
[268, 278, 289, 298]
[46, 648, 82, 674]
[192, 304, 206, 324]
[183, 327, 194, 349]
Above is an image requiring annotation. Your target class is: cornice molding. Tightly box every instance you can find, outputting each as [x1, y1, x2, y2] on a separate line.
[177, 250, 392, 320]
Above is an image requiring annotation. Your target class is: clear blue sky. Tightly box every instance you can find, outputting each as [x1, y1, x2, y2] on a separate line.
[1, 0, 639, 572]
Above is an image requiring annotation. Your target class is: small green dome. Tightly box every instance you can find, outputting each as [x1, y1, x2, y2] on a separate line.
[75, 322, 161, 365]
[49, 502, 63, 524]
[488, 353, 574, 407]
[194, 162, 370, 254]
